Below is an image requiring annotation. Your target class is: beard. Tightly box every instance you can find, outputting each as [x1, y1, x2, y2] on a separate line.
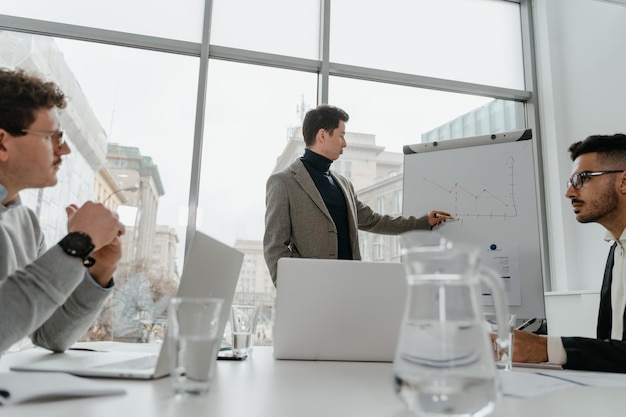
[575, 188, 619, 224]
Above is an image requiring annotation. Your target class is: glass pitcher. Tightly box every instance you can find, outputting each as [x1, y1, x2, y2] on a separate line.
[392, 231, 511, 417]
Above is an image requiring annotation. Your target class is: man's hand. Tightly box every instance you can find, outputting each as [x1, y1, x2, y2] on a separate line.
[512, 329, 549, 363]
[66, 202, 125, 287]
[66, 202, 125, 250]
[88, 236, 122, 287]
[427, 210, 452, 227]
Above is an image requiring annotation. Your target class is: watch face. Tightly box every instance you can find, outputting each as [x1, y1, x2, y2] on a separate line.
[67, 233, 89, 252]
[60, 232, 95, 258]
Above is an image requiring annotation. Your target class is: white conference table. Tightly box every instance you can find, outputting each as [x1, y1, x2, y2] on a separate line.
[0, 345, 622, 416]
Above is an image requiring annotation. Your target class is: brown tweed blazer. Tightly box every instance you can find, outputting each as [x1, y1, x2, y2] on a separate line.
[263, 159, 430, 284]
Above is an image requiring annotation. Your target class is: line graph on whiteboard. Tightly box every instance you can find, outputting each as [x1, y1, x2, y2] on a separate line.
[403, 139, 545, 316]
[421, 155, 518, 221]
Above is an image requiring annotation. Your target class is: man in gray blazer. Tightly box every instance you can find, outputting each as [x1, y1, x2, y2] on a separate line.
[263, 104, 451, 285]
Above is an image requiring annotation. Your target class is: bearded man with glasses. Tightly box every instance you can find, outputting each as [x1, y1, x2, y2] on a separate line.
[514, 133, 626, 372]
[0, 68, 125, 354]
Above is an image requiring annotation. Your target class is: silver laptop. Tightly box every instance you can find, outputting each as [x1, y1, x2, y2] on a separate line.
[273, 258, 407, 362]
[11, 231, 244, 379]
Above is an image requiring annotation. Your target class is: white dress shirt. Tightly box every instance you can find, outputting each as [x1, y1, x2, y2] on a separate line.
[547, 230, 626, 364]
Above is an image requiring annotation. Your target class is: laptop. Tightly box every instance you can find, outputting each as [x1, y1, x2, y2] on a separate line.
[273, 258, 407, 362]
[11, 231, 244, 379]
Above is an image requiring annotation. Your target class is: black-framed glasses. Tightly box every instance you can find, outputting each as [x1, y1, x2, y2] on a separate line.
[21, 128, 65, 149]
[566, 170, 624, 190]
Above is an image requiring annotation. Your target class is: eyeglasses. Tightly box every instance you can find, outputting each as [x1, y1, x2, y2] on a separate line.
[566, 170, 624, 190]
[21, 128, 65, 149]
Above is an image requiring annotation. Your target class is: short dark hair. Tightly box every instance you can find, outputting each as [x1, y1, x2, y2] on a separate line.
[302, 104, 349, 147]
[568, 134, 626, 166]
[0, 67, 67, 136]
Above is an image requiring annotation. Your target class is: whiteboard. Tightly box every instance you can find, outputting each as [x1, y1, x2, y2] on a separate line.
[402, 131, 546, 320]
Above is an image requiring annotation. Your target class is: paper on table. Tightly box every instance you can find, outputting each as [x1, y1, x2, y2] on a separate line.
[498, 370, 576, 398]
[499, 368, 626, 398]
[0, 372, 126, 405]
[535, 369, 626, 387]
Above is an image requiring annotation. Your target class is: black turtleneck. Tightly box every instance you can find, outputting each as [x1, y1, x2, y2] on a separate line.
[300, 149, 352, 260]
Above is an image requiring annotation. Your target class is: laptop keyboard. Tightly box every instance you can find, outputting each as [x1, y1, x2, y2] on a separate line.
[93, 355, 158, 370]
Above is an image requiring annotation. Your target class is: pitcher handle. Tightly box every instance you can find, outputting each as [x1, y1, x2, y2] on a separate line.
[479, 265, 512, 358]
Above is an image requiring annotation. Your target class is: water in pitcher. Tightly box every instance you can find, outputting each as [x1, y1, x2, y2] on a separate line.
[392, 317, 498, 417]
[393, 230, 510, 417]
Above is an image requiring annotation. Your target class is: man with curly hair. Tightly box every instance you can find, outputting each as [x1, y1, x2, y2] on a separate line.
[0, 68, 125, 354]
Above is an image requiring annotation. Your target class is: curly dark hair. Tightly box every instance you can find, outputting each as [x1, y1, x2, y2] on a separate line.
[302, 104, 349, 147]
[0, 67, 67, 136]
[568, 134, 626, 166]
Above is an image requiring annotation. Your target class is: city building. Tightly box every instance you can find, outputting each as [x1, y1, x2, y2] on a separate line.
[105, 144, 166, 284]
[233, 239, 275, 346]
[421, 99, 526, 142]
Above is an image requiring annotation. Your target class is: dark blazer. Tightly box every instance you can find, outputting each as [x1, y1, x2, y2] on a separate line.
[263, 159, 431, 284]
[562, 243, 626, 373]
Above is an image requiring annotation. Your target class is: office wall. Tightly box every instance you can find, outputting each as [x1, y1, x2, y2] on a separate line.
[534, 0, 626, 291]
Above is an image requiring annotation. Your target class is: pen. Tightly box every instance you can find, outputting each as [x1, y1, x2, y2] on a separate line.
[516, 318, 536, 331]
[434, 213, 459, 221]
[69, 347, 107, 352]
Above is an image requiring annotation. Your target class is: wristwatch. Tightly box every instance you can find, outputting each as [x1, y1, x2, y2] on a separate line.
[58, 232, 96, 267]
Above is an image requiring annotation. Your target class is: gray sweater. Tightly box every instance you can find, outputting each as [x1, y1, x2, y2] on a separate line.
[0, 194, 112, 354]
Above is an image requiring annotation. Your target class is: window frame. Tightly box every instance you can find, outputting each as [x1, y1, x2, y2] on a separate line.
[0, 0, 545, 284]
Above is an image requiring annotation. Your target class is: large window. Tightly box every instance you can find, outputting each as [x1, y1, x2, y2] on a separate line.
[0, 32, 198, 342]
[0, 0, 534, 346]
